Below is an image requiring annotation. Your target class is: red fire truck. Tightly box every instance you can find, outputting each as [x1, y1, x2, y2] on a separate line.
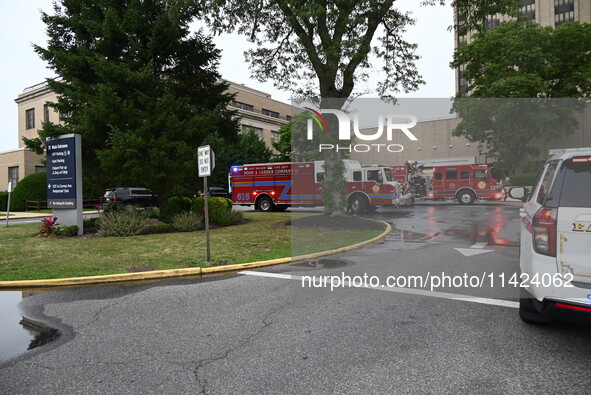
[393, 161, 505, 205]
[230, 160, 406, 213]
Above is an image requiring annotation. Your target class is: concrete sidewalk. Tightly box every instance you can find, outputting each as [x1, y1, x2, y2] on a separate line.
[1, 211, 99, 220]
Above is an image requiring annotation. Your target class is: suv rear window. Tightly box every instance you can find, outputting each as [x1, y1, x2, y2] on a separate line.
[130, 189, 152, 195]
[550, 158, 591, 208]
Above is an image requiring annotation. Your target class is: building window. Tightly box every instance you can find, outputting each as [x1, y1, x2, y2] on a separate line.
[8, 166, 19, 186]
[485, 15, 500, 30]
[286, 115, 292, 121]
[43, 104, 50, 123]
[231, 101, 254, 112]
[262, 109, 280, 118]
[241, 124, 263, 139]
[26, 108, 35, 129]
[521, 3, 535, 20]
[554, 0, 574, 26]
[36, 166, 46, 174]
[271, 131, 280, 143]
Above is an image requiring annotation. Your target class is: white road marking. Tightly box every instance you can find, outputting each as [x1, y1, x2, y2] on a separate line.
[454, 247, 494, 257]
[238, 271, 293, 280]
[239, 270, 519, 309]
[471, 242, 487, 249]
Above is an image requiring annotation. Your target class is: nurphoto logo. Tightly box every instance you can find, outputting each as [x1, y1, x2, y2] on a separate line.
[304, 108, 418, 153]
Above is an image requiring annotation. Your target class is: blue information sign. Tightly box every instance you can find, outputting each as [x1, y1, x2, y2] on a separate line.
[47, 136, 78, 208]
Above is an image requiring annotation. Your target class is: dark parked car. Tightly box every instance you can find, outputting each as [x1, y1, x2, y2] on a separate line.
[101, 188, 158, 207]
[198, 187, 232, 200]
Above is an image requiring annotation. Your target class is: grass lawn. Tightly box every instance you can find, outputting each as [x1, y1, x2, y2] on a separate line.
[0, 212, 385, 281]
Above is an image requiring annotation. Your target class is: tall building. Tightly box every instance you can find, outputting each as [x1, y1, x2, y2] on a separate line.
[456, 0, 591, 94]
[0, 80, 297, 192]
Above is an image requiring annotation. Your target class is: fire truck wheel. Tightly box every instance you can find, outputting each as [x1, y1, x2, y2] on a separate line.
[348, 195, 367, 214]
[257, 196, 275, 212]
[457, 189, 476, 205]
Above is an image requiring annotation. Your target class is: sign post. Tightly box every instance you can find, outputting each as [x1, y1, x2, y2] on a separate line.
[47, 134, 83, 235]
[198, 145, 215, 262]
[5, 181, 12, 227]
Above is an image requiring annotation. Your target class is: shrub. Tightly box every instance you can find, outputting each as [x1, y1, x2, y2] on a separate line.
[171, 211, 204, 232]
[55, 225, 79, 237]
[160, 196, 192, 223]
[102, 200, 125, 215]
[507, 173, 538, 186]
[98, 209, 146, 237]
[143, 222, 174, 234]
[192, 197, 232, 224]
[0, 192, 8, 211]
[143, 206, 160, 219]
[40, 216, 59, 237]
[10, 172, 47, 211]
[215, 210, 244, 226]
[83, 217, 99, 228]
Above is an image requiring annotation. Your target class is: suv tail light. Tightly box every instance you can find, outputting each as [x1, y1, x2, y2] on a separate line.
[533, 208, 557, 256]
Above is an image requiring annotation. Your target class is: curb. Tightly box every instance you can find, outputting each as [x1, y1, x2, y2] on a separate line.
[0, 220, 392, 289]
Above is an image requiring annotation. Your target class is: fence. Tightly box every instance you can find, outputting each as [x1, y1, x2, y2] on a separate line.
[25, 199, 101, 212]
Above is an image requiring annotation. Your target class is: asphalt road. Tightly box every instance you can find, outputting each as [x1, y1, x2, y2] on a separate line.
[1, 202, 590, 394]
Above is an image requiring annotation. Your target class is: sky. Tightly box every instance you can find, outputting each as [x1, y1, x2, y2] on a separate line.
[0, 0, 455, 153]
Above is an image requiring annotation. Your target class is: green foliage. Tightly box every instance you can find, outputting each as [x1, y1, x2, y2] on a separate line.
[171, 211, 204, 232]
[452, 21, 591, 98]
[215, 210, 244, 226]
[161, 196, 192, 223]
[29, 0, 239, 201]
[55, 225, 79, 237]
[202, 130, 272, 188]
[192, 196, 232, 224]
[451, 21, 591, 175]
[101, 201, 125, 215]
[98, 208, 146, 237]
[0, 192, 8, 211]
[83, 217, 99, 228]
[507, 173, 538, 186]
[10, 173, 47, 211]
[143, 222, 174, 234]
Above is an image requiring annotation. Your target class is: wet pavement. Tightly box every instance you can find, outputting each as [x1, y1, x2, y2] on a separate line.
[3, 201, 590, 394]
[0, 291, 59, 364]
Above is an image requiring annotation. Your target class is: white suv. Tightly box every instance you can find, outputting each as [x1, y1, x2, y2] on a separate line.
[509, 148, 591, 325]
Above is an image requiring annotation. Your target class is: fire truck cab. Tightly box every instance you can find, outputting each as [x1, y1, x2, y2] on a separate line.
[230, 160, 405, 213]
[395, 161, 505, 205]
[431, 164, 504, 204]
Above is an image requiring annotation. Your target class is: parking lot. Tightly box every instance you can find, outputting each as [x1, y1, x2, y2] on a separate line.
[1, 202, 590, 394]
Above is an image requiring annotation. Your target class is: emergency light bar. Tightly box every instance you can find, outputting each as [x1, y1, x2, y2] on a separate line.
[548, 147, 591, 156]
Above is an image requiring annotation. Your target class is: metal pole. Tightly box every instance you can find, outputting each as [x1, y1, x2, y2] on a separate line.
[204, 176, 210, 262]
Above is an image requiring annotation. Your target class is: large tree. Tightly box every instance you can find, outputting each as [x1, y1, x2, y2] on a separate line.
[198, 0, 520, 214]
[27, 0, 239, 201]
[451, 20, 591, 175]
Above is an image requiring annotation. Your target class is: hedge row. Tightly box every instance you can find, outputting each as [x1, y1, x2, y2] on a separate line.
[0, 192, 7, 211]
[161, 196, 234, 225]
